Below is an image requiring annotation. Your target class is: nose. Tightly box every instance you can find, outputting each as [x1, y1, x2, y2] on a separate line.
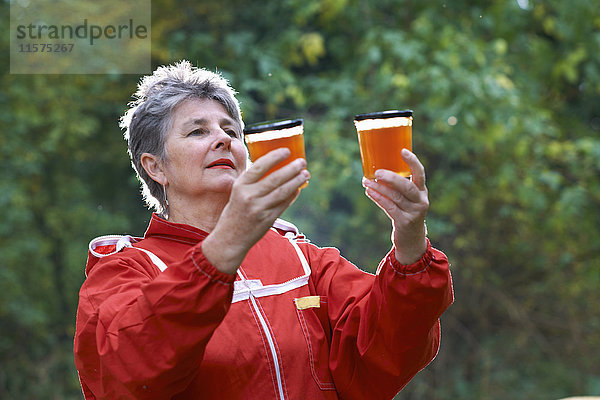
[212, 128, 232, 150]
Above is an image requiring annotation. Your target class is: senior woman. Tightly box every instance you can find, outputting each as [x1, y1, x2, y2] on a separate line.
[74, 61, 454, 400]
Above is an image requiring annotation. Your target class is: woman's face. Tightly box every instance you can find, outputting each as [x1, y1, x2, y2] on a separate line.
[161, 98, 247, 203]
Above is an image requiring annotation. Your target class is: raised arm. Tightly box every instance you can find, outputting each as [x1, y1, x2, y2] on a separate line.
[74, 246, 235, 399]
[202, 148, 309, 274]
[305, 241, 453, 399]
[362, 148, 429, 265]
[304, 149, 453, 398]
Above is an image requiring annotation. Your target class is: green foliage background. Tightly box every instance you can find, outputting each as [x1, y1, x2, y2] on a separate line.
[1, 0, 599, 398]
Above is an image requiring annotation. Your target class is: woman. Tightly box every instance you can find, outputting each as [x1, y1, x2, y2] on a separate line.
[74, 61, 453, 399]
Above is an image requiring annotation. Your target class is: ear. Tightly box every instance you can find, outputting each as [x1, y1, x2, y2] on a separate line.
[140, 152, 168, 186]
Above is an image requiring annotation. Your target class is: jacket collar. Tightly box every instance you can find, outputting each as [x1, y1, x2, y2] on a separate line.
[144, 213, 209, 244]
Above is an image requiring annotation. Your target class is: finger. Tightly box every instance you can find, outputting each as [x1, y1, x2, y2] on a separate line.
[373, 169, 423, 204]
[241, 148, 291, 183]
[252, 179, 307, 224]
[401, 149, 426, 191]
[364, 186, 402, 221]
[365, 177, 417, 212]
[365, 184, 428, 231]
[255, 158, 307, 195]
[260, 166, 310, 206]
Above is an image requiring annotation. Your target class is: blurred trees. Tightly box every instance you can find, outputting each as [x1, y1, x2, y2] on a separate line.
[1, 0, 599, 398]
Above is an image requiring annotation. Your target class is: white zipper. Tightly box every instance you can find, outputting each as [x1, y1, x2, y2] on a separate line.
[232, 236, 310, 399]
[237, 270, 287, 400]
[249, 294, 286, 400]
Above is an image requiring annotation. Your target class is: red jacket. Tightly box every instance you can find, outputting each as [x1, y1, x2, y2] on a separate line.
[74, 214, 453, 399]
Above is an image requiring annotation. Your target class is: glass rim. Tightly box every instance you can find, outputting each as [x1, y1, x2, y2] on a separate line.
[353, 110, 413, 121]
[243, 118, 303, 135]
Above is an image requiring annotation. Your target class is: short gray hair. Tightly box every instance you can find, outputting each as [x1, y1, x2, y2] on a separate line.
[120, 60, 243, 214]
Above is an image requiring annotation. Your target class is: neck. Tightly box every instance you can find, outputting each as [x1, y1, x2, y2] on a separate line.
[166, 192, 230, 232]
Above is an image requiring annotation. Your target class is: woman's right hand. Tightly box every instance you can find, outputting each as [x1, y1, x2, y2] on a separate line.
[202, 148, 310, 274]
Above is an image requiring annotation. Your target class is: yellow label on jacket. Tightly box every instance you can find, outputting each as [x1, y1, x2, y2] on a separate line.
[294, 296, 320, 310]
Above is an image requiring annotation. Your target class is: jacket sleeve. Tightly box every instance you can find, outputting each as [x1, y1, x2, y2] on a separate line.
[305, 239, 454, 400]
[73, 245, 236, 399]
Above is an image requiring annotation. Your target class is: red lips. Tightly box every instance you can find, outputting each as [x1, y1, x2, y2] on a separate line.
[207, 158, 235, 169]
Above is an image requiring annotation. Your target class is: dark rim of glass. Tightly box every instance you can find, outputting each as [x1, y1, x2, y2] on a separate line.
[244, 118, 303, 135]
[354, 110, 413, 121]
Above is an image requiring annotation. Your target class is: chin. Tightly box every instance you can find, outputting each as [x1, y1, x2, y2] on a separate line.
[210, 178, 235, 194]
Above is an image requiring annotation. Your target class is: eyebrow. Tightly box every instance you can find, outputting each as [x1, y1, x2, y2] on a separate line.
[181, 117, 241, 135]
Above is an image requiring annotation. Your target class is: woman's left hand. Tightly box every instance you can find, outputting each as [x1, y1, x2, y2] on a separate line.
[362, 149, 429, 265]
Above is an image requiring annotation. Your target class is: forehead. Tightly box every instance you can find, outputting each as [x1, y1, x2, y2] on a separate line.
[171, 98, 236, 128]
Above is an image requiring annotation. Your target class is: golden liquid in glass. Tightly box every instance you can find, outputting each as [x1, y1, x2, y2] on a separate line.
[245, 132, 308, 188]
[356, 124, 412, 179]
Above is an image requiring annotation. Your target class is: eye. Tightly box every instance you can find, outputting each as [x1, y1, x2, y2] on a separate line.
[225, 129, 239, 138]
[188, 128, 207, 136]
